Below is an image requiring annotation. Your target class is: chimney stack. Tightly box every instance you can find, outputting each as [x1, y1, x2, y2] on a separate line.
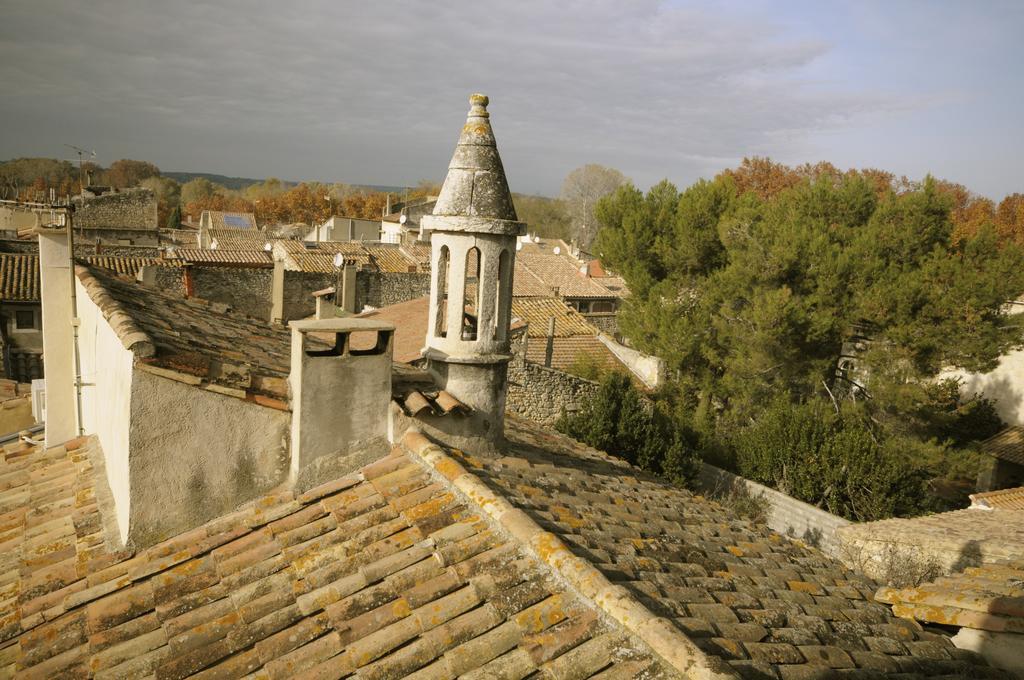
[420, 94, 526, 450]
[37, 218, 79, 446]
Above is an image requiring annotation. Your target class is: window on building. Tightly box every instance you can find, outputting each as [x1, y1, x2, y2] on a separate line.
[15, 310, 35, 330]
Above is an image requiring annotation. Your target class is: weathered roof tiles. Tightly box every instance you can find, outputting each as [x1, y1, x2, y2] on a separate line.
[0, 434, 669, 679]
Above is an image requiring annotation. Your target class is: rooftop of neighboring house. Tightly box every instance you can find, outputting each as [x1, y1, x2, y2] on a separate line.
[516, 241, 621, 299]
[875, 561, 1024, 639]
[979, 425, 1024, 466]
[272, 240, 421, 274]
[0, 252, 39, 302]
[970, 486, 1024, 510]
[75, 264, 292, 404]
[207, 228, 271, 250]
[201, 210, 257, 230]
[164, 248, 273, 267]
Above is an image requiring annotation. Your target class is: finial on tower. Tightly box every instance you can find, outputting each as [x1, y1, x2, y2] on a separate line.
[468, 93, 489, 118]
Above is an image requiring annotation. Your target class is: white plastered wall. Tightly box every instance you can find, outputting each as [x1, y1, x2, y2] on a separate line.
[75, 277, 135, 544]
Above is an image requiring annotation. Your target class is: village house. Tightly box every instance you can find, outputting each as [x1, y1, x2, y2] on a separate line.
[197, 210, 258, 248]
[304, 215, 381, 243]
[71, 185, 161, 246]
[0, 94, 1017, 679]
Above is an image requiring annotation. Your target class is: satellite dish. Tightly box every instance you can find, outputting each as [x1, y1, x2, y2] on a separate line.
[263, 243, 272, 252]
[516, 242, 522, 251]
[399, 214, 408, 225]
[553, 246, 561, 255]
[333, 253, 345, 268]
[533, 235, 540, 243]
[210, 239, 218, 250]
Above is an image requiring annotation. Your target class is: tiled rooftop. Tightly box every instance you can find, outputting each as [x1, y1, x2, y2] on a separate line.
[876, 561, 1024, 634]
[273, 241, 420, 275]
[971, 486, 1024, 511]
[359, 297, 430, 363]
[84, 255, 163, 278]
[511, 297, 599, 338]
[164, 249, 274, 267]
[438, 416, 1009, 679]
[836, 506, 1024, 570]
[0, 253, 39, 302]
[0, 434, 667, 679]
[76, 264, 292, 404]
[208, 229, 271, 250]
[524, 335, 625, 373]
[204, 211, 257, 230]
[979, 426, 1024, 466]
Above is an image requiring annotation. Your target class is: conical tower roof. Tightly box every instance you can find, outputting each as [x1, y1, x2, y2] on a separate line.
[421, 94, 526, 236]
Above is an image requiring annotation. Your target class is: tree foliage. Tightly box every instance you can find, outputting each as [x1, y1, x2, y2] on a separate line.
[560, 164, 628, 249]
[593, 159, 1024, 516]
[106, 159, 160, 188]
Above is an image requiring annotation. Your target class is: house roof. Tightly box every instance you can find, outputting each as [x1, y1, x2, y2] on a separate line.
[359, 297, 430, 363]
[970, 486, 1024, 510]
[837, 506, 1024, 568]
[401, 417, 1007, 678]
[76, 264, 292, 404]
[875, 561, 1024, 634]
[273, 241, 420, 275]
[84, 256, 162, 278]
[208, 229, 270, 250]
[203, 211, 257, 230]
[512, 259, 554, 297]
[0, 433, 667, 679]
[979, 425, 1024, 466]
[516, 249, 618, 299]
[0, 253, 39, 302]
[165, 249, 273, 267]
[524, 335, 625, 374]
[511, 297, 598, 338]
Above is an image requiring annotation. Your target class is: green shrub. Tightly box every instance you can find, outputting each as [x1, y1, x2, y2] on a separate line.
[732, 397, 937, 521]
[557, 372, 698, 484]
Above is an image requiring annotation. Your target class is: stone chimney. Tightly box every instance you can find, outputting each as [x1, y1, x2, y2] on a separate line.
[37, 219, 79, 446]
[420, 94, 526, 449]
[288, 318, 394, 488]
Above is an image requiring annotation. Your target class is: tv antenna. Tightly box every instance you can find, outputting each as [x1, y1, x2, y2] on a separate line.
[64, 143, 97, 195]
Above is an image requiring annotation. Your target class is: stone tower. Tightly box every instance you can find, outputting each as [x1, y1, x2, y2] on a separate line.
[420, 93, 526, 448]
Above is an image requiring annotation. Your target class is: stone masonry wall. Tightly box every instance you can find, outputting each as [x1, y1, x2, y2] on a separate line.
[583, 312, 619, 336]
[355, 271, 431, 312]
[283, 271, 335, 321]
[506, 358, 600, 426]
[72, 189, 158, 231]
[694, 463, 851, 557]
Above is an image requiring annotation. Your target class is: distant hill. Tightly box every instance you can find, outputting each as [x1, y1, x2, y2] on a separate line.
[163, 171, 406, 194]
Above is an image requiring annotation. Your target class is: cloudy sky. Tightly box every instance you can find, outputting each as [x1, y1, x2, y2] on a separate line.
[1, 1, 1021, 198]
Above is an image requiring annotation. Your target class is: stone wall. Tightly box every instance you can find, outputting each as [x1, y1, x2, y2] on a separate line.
[73, 188, 158, 231]
[355, 271, 431, 312]
[0, 239, 163, 259]
[283, 271, 335, 321]
[506, 356, 600, 426]
[194, 267, 273, 320]
[693, 463, 851, 557]
[583, 312, 618, 336]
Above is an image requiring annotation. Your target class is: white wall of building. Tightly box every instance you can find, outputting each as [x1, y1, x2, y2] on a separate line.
[76, 277, 135, 544]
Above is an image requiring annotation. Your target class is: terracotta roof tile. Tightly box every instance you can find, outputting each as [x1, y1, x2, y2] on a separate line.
[407, 415, 1011, 678]
[84, 256, 162, 278]
[75, 264, 293, 400]
[0, 435, 667, 679]
[511, 296, 598, 337]
[0, 253, 39, 301]
[516, 248, 616, 299]
[876, 561, 1024, 634]
[980, 425, 1024, 466]
[971, 486, 1024, 510]
[524, 334, 625, 372]
[207, 228, 270, 250]
[165, 249, 273, 267]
